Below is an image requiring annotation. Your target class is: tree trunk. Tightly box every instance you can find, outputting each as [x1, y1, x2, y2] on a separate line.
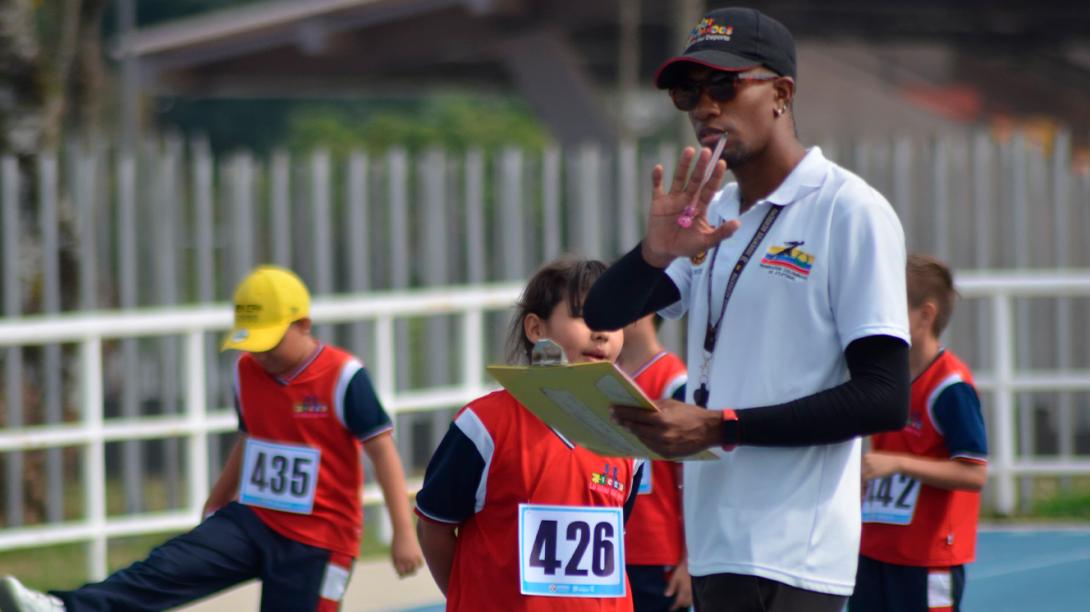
[0, 0, 45, 155]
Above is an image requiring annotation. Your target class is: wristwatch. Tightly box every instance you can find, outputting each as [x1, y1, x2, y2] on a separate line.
[720, 409, 739, 452]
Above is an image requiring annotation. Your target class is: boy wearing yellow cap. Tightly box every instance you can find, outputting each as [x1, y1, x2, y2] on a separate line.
[0, 265, 422, 612]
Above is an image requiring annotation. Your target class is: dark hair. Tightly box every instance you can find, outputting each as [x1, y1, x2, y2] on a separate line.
[506, 258, 609, 363]
[906, 253, 957, 337]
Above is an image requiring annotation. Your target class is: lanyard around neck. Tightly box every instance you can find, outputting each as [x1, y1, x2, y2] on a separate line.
[694, 204, 782, 408]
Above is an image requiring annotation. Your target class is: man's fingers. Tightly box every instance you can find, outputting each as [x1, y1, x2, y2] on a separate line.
[611, 405, 664, 426]
[710, 219, 741, 242]
[652, 164, 665, 198]
[669, 147, 696, 194]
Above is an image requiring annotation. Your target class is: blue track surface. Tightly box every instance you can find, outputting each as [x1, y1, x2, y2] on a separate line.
[399, 527, 1090, 611]
[964, 527, 1090, 611]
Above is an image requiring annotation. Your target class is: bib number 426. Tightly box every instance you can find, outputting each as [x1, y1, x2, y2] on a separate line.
[518, 504, 625, 598]
[529, 519, 615, 578]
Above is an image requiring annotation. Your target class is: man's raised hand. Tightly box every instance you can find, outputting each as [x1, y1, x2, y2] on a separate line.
[642, 146, 740, 268]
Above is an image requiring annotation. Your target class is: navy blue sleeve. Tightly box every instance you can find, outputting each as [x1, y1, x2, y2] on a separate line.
[671, 383, 686, 402]
[623, 462, 645, 523]
[932, 382, 988, 461]
[343, 368, 394, 441]
[415, 420, 486, 524]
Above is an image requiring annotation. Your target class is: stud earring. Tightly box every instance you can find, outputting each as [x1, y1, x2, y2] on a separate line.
[774, 107, 785, 117]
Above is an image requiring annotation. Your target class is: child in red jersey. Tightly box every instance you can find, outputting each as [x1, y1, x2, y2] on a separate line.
[849, 254, 988, 612]
[0, 265, 423, 612]
[618, 315, 691, 612]
[415, 258, 644, 612]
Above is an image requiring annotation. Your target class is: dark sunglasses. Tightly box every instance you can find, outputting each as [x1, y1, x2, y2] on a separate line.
[668, 74, 779, 111]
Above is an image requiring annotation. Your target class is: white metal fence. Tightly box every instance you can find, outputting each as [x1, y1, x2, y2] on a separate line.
[5, 130, 1090, 530]
[1, 273, 1089, 580]
[0, 283, 521, 580]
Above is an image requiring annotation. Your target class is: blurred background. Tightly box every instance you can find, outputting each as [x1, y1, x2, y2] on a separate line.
[2, 0, 1090, 604]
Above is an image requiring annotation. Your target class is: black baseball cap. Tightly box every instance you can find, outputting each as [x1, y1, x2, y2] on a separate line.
[654, 7, 796, 88]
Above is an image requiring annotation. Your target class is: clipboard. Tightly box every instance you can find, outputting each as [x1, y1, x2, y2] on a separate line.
[487, 341, 717, 461]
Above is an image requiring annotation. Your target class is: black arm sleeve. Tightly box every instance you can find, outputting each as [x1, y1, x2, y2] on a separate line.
[583, 243, 682, 331]
[736, 335, 909, 446]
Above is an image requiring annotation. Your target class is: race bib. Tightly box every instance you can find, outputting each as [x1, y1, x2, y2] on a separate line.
[862, 473, 921, 525]
[239, 438, 321, 514]
[518, 504, 625, 598]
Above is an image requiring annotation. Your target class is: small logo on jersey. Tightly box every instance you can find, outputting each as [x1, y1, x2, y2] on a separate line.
[760, 240, 813, 280]
[590, 462, 626, 501]
[293, 395, 329, 418]
[906, 410, 924, 434]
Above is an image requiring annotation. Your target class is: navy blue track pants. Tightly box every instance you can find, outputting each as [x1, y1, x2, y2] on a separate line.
[52, 502, 353, 612]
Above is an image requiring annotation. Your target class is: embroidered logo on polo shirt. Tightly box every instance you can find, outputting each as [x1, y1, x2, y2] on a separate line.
[760, 241, 813, 280]
[293, 394, 329, 418]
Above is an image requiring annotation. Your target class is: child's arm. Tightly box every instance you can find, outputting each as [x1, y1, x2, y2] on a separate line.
[862, 451, 987, 491]
[202, 434, 247, 517]
[417, 519, 458, 596]
[363, 432, 424, 577]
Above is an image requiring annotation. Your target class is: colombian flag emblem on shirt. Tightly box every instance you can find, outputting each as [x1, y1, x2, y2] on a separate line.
[760, 241, 814, 279]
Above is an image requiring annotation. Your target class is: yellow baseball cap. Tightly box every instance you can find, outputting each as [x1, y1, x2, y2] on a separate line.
[221, 265, 311, 352]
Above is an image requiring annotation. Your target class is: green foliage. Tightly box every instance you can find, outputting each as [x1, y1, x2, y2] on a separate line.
[286, 93, 549, 154]
[1032, 487, 1090, 520]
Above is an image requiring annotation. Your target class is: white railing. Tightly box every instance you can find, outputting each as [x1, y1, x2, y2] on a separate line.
[957, 271, 1090, 517]
[2, 272, 1090, 578]
[0, 282, 522, 580]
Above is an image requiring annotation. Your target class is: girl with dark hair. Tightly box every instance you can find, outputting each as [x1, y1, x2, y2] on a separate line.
[415, 258, 644, 611]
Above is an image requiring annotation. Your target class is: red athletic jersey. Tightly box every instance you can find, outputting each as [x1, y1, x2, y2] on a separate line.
[235, 345, 387, 558]
[860, 350, 987, 567]
[624, 352, 687, 566]
[416, 390, 639, 611]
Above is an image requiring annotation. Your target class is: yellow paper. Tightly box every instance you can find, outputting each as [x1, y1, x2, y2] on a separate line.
[487, 361, 717, 461]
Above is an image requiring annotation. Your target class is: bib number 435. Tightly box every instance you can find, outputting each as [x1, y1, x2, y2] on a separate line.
[518, 504, 625, 598]
[239, 439, 321, 515]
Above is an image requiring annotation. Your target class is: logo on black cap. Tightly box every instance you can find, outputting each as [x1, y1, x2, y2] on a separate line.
[688, 18, 734, 47]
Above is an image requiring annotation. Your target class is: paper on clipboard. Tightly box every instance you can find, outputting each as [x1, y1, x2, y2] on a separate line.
[487, 361, 717, 461]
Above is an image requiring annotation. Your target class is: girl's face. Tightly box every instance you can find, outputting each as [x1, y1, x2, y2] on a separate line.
[524, 299, 623, 364]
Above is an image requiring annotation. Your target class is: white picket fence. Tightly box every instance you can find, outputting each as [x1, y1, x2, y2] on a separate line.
[1, 273, 1090, 580]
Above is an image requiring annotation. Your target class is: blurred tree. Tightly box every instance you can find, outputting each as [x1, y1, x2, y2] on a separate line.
[286, 94, 549, 154]
[0, 0, 107, 525]
[0, 0, 107, 154]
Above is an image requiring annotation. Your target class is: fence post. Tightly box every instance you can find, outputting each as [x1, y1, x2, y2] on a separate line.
[992, 293, 1016, 516]
[499, 147, 526, 280]
[185, 330, 209, 517]
[310, 150, 334, 340]
[617, 139, 639, 252]
[1052, 130, 1074, 488]
[271, 151, 292, 267]
[39, 154, 64, 522]
[465, 148, 487, 282]
[541, 147, 561, 262]
[81, 336, 108, 580]
[2, 156, 23, 527]
[117, 151, 144, 513]
[345, 151, 371, 359]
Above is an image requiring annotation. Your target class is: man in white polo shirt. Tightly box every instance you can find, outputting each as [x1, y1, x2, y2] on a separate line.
[584, 7, 910, 612]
